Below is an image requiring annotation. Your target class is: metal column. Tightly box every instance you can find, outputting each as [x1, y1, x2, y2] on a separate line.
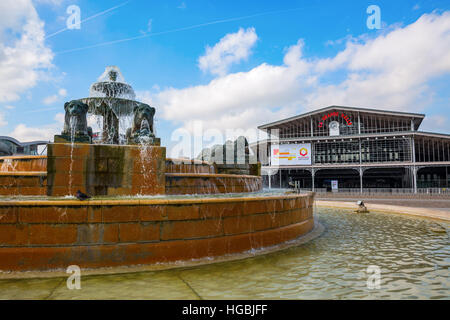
[358, 112, 361, 135]
[312, 168, 315, 192]
[359, 138, 363, 193]
[446, 166, 449, 188]
[359, 167, 363, 194]
[412, 166, 417, 194]
[411, 135, 417, 194]
[279, 169, 282, 188]
[268, 171, 272, 189]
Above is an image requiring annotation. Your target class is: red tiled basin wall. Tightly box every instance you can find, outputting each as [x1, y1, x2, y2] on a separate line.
[0, 153, 262, 196]
[0, 156, 47, 172]
[165, 158, 215, 174]
[166, 173, 262, 194]
[0, 156, 48, 196]
[0, 193, 315, 271]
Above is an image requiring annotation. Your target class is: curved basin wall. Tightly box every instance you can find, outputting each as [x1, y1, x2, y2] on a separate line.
[0, 193, 314, 271]
[165, 158, 215, 174]
[0, 172, 47, 196]
[0, 156, 48, 196]
[0, 154, 262, 196]
[166, 173, 262, 194]
[0, 156, 47, 172]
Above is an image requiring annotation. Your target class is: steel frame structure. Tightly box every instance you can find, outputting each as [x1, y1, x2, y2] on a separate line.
[255, 106, 450, 193]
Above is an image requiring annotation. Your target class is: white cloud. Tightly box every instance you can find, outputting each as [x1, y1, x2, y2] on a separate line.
[136, 90, 155, 106]
[43, 88, 67, 105]
[33, 0, 64, 6]
[151, 12, 450, 137]
[309, 13, 450, 109]
[421, 114, 449, 133]
[157, 45, 304, 126]
[54, 112, 64, 124]
[0, 0, 54, 102]
[198, 27, 258, 76]
[0, 113, 7, 127]
[4, 105, 15, 109]
[9, 124, 55, 141]
[43, 96, 58, 105]
[9, 112, 63, 141]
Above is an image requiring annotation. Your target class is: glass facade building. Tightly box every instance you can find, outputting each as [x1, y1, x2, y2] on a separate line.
[0, 136, 48, 156]
[255, 106, 450, 193]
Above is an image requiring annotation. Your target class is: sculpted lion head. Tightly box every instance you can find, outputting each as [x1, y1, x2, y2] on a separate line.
[126, 103, 156, 144]
[65, 100, 89, 116]
[132, 103, 155, 134]
[62, 100, 91, 137]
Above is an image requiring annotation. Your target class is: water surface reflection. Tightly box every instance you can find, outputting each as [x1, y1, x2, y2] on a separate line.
[0, 208, 448, 299]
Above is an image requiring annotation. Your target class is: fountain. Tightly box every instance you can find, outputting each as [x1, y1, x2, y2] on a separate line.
[0, 66, 315, 272]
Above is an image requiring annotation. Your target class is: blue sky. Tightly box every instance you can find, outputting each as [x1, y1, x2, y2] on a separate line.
[0, 0, 449, 157]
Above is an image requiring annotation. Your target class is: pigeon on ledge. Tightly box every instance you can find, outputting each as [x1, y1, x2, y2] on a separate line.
[76, 190, 91, 201]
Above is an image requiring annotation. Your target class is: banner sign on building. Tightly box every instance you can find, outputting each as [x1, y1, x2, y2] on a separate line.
[271, 143, 312, 166]
[331, 180, 338, 192]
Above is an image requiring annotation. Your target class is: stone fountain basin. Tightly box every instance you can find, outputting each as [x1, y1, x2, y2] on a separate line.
[0, 152, 310, 273]
[79, 97, 141, 116]
[0, 155, 262, 196]
[0, 193, 315, 272]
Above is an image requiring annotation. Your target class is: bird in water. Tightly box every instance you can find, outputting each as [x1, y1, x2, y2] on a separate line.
[355, 200, 369, 213]
[76, 190, 91, 201]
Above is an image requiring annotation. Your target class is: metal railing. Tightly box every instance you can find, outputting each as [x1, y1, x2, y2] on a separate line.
[297, 187, 450, 196]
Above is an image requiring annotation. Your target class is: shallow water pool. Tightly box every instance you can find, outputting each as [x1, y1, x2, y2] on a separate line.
[0, 207, 448, 299]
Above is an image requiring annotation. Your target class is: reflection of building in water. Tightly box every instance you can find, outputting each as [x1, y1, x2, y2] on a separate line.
[0, 136, 48, 156]
[252, 106, 450, 193]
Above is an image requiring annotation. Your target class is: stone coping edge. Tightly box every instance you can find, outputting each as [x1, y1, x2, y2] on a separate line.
[166, 158, 211, 165]
[0, 192, 313, 207]
[0, 171, 46, 176]
[0, 155, 211, 166]
[0, 172, 259, 179]
[315, 200, 450, 222]
[166, 173, 260, 179]
[0, 155, 47, 160]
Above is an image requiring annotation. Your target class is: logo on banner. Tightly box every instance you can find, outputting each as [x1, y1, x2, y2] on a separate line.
[299, 148, 308, 156]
